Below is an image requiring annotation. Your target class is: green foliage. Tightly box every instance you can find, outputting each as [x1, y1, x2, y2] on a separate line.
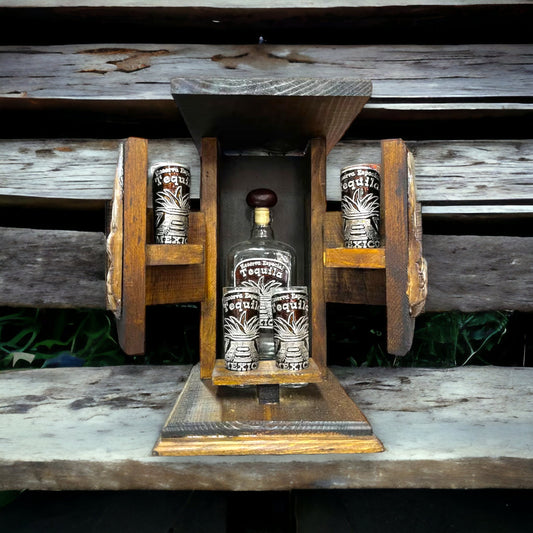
[0, 306, 200, 370]
[327, 305, 511, 368]
[402, 311, 509, 367]
[0, 307, 125, 369]
[0, 305, 517, 370]
[0, 491, 22, 509]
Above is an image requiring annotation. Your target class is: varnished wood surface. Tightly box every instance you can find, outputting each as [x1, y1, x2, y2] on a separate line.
[309, 139, 328, 371]
[154, 365, 382, 455]
[324, 247, 386, 269]
[2, 139, 531, 209]
[145, 244, 204, 266]
[116, 138, 148, 356]
[382, 139, 415, 356]
[155, 435, 383, 456]
[199, 138, 219, 379]
[0, 365, 531, 490]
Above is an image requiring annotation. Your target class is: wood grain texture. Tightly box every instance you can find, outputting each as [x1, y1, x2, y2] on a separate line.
[1, 44, 531, 103]
[154, 365, 383, 456]
[145, 244, 204, 266]
[0, 227, 106, 308]
[0, 365, 531, 490]
[309, 139, 328, 371]
[154, 435, 383, 456]
[1, 139, 532, 208]
[382, 139, 415, 356]
[199, 138, 219, 379]
[116, 137, 148, 355]
[324, 247, 386, 269]
[2, 230, 531, 312]
[172, 78, 369, 153]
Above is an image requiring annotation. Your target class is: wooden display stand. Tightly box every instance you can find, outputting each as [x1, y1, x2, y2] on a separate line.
[106, 78, 427, 456]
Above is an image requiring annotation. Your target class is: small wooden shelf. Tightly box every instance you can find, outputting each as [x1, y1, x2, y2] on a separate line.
[324, 247, 385, 269]
[146, 244, 204, 266]
[211, 358, 324, 386]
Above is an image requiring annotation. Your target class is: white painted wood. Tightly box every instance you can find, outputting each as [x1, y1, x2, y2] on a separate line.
[1, 139, 531, 206]
[1, 44, 531, 102]
[0, 365, 531, 490]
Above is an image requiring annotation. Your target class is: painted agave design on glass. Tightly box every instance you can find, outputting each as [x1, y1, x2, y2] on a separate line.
[154, 186, 190, 238]
[242, 276, 283, 328]
[274, 311, 309, 370]
[342, 189, 380, 244]
[224, 311, 259, 370]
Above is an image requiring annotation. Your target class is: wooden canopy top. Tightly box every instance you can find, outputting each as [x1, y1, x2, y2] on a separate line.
[171, 77, 371, 154]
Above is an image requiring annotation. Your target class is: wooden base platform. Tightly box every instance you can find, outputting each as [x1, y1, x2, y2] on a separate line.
[153, 365, 383, 456]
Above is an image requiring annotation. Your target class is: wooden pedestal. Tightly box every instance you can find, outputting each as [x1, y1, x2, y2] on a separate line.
[153, 365, 383, 456]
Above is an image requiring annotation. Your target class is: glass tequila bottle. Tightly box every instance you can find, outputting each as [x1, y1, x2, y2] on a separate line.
[226, 188, 297, 358]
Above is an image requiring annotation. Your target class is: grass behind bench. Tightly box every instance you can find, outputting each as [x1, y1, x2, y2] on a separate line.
[0, 305, 529, 370]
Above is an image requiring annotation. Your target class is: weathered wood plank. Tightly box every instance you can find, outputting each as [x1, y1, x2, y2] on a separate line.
[0, 227, 106, 309]
[1, 139, 532, 208]
[424, 235, 533, 312]
[0, 44, 531, 104]
[1, 228, 531, 312]
[0, 365, 531, 490]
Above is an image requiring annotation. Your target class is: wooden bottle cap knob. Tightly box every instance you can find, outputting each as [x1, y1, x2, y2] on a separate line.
[246, 189, 277, 208]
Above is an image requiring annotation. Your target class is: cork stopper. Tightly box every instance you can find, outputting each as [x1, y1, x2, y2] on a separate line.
[246, 189, 277, 226]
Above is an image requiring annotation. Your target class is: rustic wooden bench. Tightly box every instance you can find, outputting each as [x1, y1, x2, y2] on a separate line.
[0, 0, 532, 492]
[1, 365, 532, 491]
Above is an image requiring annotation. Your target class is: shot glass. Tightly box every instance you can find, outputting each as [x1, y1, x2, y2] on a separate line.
[151, 162, 191, 244]
[271, 286, 309, 371]
[340, 164, 381, 248]
[222, 287, 260, 371]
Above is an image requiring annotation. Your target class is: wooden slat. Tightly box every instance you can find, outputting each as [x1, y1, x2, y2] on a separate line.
[0, 365, 531, 490]
[309, 138, 328, 371]
[145, 244, 204, 266]
[116, 137, 148, 355]
[382, 139, 415, 356]
[0, 227, 106, 309]
[1, 139, 532, 208]
[2, 230, 532, 312]
[0, 44, 531, 103]
[199, 138, 219, 379]
[324, 248, 386, 269]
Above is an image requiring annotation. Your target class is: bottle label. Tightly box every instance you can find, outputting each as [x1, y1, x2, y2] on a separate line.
[234, 258, 290, 329]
